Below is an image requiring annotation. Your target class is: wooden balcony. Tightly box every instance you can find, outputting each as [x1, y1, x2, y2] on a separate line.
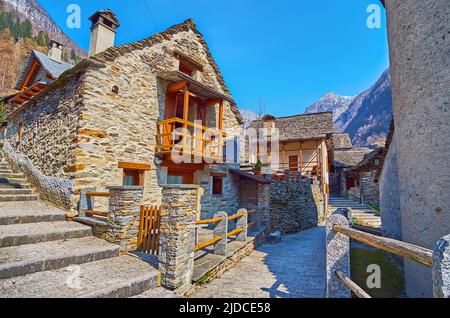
[156, 117, 225, 162]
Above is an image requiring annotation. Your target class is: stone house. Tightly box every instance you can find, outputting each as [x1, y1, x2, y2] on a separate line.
[250, 112, 333, 190]
[328, 133, 373, 200]
[3, 10, 258, 220]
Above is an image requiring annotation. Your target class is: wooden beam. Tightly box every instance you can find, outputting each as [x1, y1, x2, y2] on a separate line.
[167, 81, 188, 93]
[218, 100, 223, 130]
[118, 162, 151, 171]
[335, 270, 371, 298]
[21, 59, 41, 90]
[333, 225, 433, 267]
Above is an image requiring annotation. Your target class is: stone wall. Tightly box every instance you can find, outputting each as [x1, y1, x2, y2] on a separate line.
[2, 140, 74, 210]
[269, 179, 319, 234]
[5, 24, 242, 211]
[360, 171, 379, 206]
[348, 187, 360, 203]
[196, 164, 241, 220]
[386, 0, 450, 297]
[380, 134, 402, 241]
[4, 72, 85, 178]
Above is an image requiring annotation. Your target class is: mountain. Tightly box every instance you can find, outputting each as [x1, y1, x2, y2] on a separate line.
[0, 0, 86, 93]
[304, 93, 354, 122]
[2, 0, 85, 56]
[305, 69, 393, 148]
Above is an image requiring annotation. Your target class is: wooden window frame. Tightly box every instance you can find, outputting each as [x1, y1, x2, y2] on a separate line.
[17, 122, 24, 142]
[118, 162, 150, 186]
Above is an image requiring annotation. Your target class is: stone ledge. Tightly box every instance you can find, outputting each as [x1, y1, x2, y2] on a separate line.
[161, 184, 200, 189]
[107, 186, 143, 191]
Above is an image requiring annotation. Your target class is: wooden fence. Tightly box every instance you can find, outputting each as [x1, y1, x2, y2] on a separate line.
[328, 211, 435, 298]
[137, 205, 161, 255]
[194, 209, 255, 253]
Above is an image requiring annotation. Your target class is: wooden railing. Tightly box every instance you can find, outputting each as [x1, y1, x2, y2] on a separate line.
[156, 117, 225, 161]
[80, 191, 109, 218]
[328, 211, 435, 298]
[194, 209, 249, 253]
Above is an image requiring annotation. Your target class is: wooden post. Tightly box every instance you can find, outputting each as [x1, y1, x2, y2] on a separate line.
[182, 88, 190, 152]
[218, 100, 223, 131]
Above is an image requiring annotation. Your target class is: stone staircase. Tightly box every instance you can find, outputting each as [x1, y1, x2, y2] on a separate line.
[0, 159, 37, 202]
[0, 153, 162, 298]
[328, 196, 382, 229]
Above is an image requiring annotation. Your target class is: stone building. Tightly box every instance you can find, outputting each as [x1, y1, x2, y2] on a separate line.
[3, 10, 252, 220]
[328, 133, 372, 199]
[382, 0, 450, 298]
[249, 112, 333, 198]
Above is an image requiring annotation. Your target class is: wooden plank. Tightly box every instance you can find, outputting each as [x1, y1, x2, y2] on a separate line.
[194, 236, 222, 252]
[218, 100, 223, 130]
[333, 225, 433, 267]
[167, 81, 187, 93]
[196, 217, 223, 225]
[227, 227, 244, 237]
[336, 270, 371, 298]
[154, 207, 161, 255]
[228, 212, 244, 221]
[86, 192, 109, 197]
[118, 162, 151, 171]
[248, 222, 256, 228]
[247, 209, 256, 214]
[84, 210, 108, 217]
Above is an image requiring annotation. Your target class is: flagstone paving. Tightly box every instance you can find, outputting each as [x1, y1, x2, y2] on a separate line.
[189, 226, 326, 298]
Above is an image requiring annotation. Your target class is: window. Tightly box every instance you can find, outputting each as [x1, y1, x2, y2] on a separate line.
[118, 162, 151, 186]
[179, 59, 194, 76]
[167, 175, 184, 185]
[212, 176, 223, 195]
[123, 169, 143, 186]
[17, 122, 24, 141]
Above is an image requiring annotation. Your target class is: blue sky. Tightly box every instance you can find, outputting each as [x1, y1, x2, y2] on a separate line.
[37, 0, 389, 116]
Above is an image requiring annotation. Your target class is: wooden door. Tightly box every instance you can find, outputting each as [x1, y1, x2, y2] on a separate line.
[289, 155, 299, 173]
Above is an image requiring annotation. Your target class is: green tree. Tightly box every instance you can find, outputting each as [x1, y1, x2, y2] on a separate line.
[36, 30, 48, 46]
[19, 19, 32, 38]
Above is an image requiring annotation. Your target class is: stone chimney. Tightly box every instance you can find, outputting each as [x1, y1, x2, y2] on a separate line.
[262, 114, 276, 130]
[47, 40, 64, 63]
[88, 9, 120, 56]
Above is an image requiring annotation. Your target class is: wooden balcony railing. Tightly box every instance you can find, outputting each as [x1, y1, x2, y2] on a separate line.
[156, 117, 224, 161]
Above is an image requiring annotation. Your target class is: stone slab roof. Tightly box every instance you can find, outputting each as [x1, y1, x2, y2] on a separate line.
[15, 50, 73, 89]
[332, 133, 353, 150]
[334, 148, 373, 168]
[229, 169, 271, 184]
[250, 112, 333, 141]
[9, 19, 243, 125]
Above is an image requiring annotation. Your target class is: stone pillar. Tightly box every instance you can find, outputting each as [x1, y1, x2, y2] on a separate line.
[236, 208, 248, 242]
[326, 209, 351, 298]
[106, 186, 143, 254]
[432, 234, 450, 298]
[159, 185, 198, 292]
[213, 212, 228, 255]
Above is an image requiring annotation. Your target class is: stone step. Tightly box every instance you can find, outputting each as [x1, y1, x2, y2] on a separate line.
[0, 188, 33, 196]
[0, 221, 92, 247]
[0, 195, 38, 202]
[0, 183, 31, 189]
[0, 173, 24, 179]
[0, 177, 28, 184]
[0, 170, 14, 174]
[0, 237, 120, 279]
[0, 255, 160, 298]
[0, 202, 66, 225]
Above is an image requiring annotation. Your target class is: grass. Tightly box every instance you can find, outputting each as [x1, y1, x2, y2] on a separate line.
[369, 205, 381, 215]
[350, 247, 404, 298]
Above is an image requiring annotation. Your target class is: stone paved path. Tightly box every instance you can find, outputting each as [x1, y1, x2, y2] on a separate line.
[189, 227, 326, 298]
